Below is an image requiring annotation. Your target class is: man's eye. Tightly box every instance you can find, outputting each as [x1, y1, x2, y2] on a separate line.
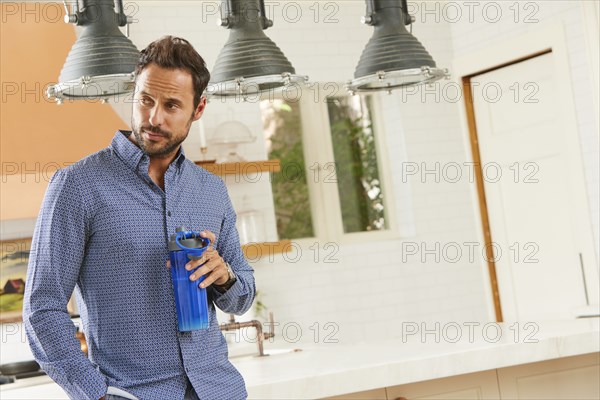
[167, 103, 179, 109]
[140, 97, 152, 105]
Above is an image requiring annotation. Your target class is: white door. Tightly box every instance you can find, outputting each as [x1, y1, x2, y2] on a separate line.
[472, 52, 598, 320]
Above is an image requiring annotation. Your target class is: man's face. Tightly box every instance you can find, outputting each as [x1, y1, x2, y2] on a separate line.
[131, 63, 205, 158]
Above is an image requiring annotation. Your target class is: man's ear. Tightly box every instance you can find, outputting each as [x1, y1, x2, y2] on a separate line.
[193, 96, 207, 121]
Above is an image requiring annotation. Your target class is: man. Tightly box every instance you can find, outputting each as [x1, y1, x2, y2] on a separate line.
[23, 36, 255, 400]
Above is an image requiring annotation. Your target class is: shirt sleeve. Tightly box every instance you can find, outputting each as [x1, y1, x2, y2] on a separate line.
[23, 168, 108, 400]
[210, 182, 256, 315]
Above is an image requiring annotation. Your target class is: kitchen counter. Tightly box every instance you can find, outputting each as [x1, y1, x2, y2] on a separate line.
[1, 319, 598, 399]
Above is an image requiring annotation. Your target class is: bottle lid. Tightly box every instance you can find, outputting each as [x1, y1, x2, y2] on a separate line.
[168, 226, 209, 252]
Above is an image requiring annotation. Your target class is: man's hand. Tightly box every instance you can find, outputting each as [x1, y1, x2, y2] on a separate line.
[165, 230, 229, 288]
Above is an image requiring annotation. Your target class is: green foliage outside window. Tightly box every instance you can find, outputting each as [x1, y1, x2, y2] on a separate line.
[260, 94, 386, 239]
[327, 96, 386, 233]
[261, 100, 314, 240]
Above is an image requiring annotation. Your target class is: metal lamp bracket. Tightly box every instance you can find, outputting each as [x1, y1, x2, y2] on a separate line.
[259, 0, 273, 29]
[62, 0, 134, 32]
[219, 0, 273, 29]
[362, 0, 376, 25]
[361, 0, 415, 27]
[62, 0, 82, 24]
[219, 0, 234, 27]
[114, 0, 129, 27]
[401, 0, 414, 26]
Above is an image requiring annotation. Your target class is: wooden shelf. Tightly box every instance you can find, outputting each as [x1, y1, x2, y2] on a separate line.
[194, 160, 288, 260]
[242, 240, 292, 259]
[196, 159, 281, 176]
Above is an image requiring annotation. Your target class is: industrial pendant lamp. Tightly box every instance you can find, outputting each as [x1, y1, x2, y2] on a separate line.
[47, 0, 139, 104]
[347, 0, 449, 94]
[207, 0, 307, 98]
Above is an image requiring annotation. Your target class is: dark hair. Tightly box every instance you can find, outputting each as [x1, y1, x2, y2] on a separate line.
[135, 36, 210, 109]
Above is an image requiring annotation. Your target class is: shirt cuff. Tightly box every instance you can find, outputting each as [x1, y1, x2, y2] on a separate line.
[212, 277, 243, 297]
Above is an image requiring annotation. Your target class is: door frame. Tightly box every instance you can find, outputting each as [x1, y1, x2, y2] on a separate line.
[452, 22, 599, 321]
[581, 0, 599, 134]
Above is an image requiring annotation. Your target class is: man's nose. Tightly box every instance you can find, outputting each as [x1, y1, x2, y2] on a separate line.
[149, 105, 165, 127]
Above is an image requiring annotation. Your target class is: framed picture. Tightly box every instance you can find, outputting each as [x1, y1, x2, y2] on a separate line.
[0, 237, 31, 323]
[0, 237, 79, 324]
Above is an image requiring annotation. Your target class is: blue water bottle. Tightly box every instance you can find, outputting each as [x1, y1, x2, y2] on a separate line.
[168, 226, 212, 331]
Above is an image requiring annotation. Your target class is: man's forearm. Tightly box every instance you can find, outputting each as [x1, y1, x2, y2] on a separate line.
[24, 308, 108, 400]
[22, 168, 107, 399]
[211, 269, 256, 315]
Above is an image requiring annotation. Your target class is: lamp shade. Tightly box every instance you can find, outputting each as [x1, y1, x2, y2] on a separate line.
[47, 0, 139, 103]
[348, 0, 448, 93]
[208, 0, 307, 98]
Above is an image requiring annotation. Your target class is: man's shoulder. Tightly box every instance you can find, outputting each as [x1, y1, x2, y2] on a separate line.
[59, 147, 115, 176]
[48, 148, 117, 190]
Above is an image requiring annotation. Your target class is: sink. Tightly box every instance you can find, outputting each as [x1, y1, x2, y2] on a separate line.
[228, 347, 302, 360]
[262, 348, 302, 356]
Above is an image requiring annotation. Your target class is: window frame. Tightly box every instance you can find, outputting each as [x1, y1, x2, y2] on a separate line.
[262, 82, 401, 246]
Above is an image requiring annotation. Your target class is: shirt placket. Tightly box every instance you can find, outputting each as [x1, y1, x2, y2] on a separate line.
[164, 162, 179, 234]
[164, 163, 197, 379]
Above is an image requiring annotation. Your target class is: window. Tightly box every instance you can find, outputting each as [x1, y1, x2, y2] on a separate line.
[260, 99, 314, 240]
[260, 83, 396, 243]
[326, 95, 387, 233]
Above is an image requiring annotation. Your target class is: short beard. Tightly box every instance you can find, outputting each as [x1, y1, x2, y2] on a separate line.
[130, 109, 196, 157]
[131, 123, 186, 158]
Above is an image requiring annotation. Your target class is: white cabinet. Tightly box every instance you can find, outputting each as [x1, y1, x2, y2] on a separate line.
[497, 352, 600, 400]
[325, 388, 387, 400]
[386, 370, 500, 400]
[323, 353, 599, 400]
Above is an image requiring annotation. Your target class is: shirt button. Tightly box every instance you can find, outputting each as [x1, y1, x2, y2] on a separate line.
[167, 211, 172, 217]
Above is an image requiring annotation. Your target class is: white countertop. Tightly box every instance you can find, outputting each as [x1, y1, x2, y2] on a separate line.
[2, 319, 598, 399]
[238, 319, 600, 399]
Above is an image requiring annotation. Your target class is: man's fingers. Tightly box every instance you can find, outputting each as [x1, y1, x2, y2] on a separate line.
[185, 248, 215, 270]
[185, 258, 202, 271]
[166, 259, 171, 269]
[200, 230, 216, 245]
[198, 264, 228, 289]
[174, 234, 225, 289]
[189, 256, 222, 281]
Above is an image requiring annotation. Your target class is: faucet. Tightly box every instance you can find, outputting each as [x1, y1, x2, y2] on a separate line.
[219, 312, 275, 356]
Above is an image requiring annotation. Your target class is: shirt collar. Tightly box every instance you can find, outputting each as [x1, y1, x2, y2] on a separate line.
[110, 130, 187, 172]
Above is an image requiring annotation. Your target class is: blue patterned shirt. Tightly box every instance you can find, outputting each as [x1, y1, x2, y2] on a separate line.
[23, 131, 255, 400]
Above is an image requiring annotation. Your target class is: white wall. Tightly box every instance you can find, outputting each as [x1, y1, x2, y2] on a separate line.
[447, 0, 599, 264]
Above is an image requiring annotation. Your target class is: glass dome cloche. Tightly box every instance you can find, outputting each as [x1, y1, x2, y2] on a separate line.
[210, 119, 257, 163]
